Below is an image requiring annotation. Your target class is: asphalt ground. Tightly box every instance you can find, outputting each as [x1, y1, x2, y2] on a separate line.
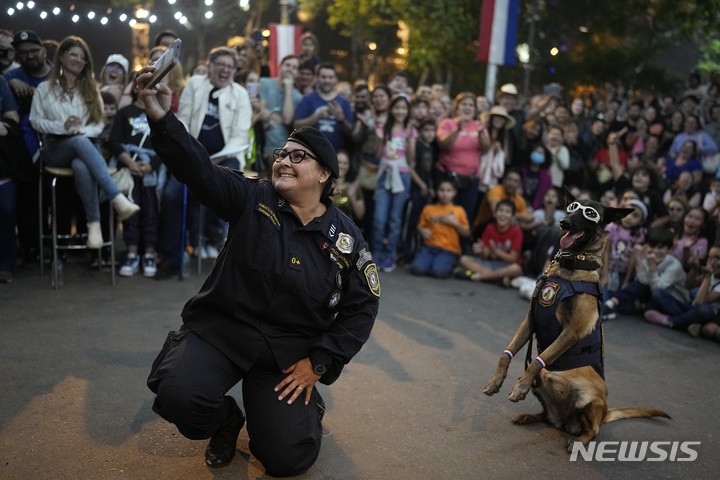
[1, 256, 718, 479]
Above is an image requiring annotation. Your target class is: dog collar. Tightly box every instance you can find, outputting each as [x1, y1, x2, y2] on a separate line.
[554, 251, 601, 271]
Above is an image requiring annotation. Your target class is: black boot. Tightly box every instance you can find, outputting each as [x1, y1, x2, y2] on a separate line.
[205, 396, 245, 468]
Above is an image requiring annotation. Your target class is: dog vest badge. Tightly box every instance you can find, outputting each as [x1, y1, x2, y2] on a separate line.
[538, 281, 560, 307]
[336, 232, 354, 254]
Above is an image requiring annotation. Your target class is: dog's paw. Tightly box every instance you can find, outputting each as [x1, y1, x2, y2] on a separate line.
[508, 381, 531, 402]
[483, 376, 504, 396]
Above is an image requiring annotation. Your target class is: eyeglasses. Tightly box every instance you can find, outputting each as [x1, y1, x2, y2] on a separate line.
[273, 148, 317, 164]
[0, 47, 13, 58]
[105, 64, 125, 73]
[567, 201, 600, 223]
[211, 61, 236, 71]
[15, 47, 42, 58]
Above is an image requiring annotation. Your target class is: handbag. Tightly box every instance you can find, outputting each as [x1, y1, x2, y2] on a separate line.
[111, 129, 151, 198]
[111, 167, 134, 196]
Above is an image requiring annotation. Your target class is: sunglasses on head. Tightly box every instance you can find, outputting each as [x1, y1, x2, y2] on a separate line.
[567, 201, 600, 223]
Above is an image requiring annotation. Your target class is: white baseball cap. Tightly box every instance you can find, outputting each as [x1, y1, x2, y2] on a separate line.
[105, 54, 129, 73]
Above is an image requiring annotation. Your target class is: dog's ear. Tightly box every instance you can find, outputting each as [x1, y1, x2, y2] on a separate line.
[602, 207, 635, 226]
[563, 186, 577, 207]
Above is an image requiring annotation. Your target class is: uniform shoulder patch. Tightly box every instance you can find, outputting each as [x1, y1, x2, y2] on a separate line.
[364, 263, 381, 298]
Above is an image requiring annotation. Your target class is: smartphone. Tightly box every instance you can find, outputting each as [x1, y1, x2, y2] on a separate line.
[146, 38, 182, 88]
[246, 83, 257, 99]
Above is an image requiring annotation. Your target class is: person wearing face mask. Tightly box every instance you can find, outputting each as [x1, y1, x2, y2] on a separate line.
[135, 64, 379, 476]
[520, 145, 553, 210]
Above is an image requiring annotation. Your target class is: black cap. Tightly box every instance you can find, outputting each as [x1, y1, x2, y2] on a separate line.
[12, 30, 43, 48]
[287, 127, 339, 178]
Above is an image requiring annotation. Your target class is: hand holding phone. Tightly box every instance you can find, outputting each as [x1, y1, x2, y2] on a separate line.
[146, 38, 182, 89]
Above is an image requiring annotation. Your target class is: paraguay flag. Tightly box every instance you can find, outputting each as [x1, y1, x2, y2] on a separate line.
[476, 0, 520, 66]
[269, 23, 302, 77]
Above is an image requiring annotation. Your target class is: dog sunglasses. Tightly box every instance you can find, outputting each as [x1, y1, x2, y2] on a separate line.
[566, 201, 600, 223]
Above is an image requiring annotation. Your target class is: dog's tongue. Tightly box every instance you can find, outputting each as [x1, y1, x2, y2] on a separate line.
[560, 231, 583, 250]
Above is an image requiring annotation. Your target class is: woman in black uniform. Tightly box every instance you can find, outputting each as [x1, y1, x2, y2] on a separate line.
[137, 67, 380, 477]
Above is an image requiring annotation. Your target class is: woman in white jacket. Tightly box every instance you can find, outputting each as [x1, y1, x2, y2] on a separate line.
[30, 36, 138, 248]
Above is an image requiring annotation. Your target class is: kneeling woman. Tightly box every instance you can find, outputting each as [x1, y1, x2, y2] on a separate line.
[137, 67, 379, 476]
[30, 36, 139, 248]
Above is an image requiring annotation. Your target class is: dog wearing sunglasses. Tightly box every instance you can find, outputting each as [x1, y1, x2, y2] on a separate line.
[483, 191, 670, 450]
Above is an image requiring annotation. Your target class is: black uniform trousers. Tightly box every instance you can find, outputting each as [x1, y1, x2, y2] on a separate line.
[147, 326, 323, 477]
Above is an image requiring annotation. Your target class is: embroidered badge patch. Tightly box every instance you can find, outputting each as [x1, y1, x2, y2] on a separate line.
[538, 281, 560, 307]
[256, 203, 280, 229]
[336, 232, 354, 254]
[364, 263, 381, 298]
[356, 247, 372, 271]
[336, 271, 343, 288]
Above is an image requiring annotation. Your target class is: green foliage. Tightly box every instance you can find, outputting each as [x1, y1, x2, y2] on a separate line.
[300, 0, 720, 94]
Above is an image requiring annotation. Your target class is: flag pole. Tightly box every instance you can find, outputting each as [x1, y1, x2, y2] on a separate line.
[485, 63, 498, 105]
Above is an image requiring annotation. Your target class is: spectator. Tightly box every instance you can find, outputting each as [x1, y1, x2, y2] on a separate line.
[701, 177, 720, 217]
[403, 117, 438, 262]
[666, 195, 689, 234]
[372, 94, 416, 272]
[388, 71, 410, 96]
[258, 54, 302, 178]
[0, 29, 18, 74]
[294, 62, 354, 152]
[110, 87, 163, 278]
[410, 177, 470, 278]
[519, 145, 553, 211]
[154, 30, 179, 48]
[457, 199, 523, 283]
[645, 245, 720, 333]
[479, 105, 515, 193]
[435, 92, 490, 222]
[99, 54, 129, 105]
[29, 35, 139, 248]
[604, 228, 690, 317]
[669, 114, 717, 157]
[294, 61, 315, 95]
[157, 46, 251, 273]
[0, 75, 24, 283]
[496, 83, 525, 166]
[298, 32, 321, 69]
[473, 168, 533, 235]
[4, 30, 52, 264]
[671, 206, 709, 271]
[332, 149, 365, 223]
[663, 170, 701, 208]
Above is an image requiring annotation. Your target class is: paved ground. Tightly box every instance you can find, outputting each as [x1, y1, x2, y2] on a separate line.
[1, 257, 719, 479]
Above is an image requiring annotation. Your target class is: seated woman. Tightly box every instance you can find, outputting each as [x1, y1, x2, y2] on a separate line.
[662, 170, 702, 208]
[29, 36, 139, 248]
[659, 139, 703, 187]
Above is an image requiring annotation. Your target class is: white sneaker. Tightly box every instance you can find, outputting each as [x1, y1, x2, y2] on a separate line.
[86, 222, 104, 249]
[142, 254, 157, 277]
[119, 254, 140, 276]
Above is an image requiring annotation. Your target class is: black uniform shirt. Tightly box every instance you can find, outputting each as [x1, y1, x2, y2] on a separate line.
[149, 112, 380, 384]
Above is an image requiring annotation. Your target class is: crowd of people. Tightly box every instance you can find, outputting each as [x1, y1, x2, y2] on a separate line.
[2, 26, 720, 344]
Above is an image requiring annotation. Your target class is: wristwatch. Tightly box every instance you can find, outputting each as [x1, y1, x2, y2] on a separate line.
[309, 355, 329, 376]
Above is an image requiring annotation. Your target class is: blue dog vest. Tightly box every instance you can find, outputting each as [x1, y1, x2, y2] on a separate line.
[531, 276, 604, 379]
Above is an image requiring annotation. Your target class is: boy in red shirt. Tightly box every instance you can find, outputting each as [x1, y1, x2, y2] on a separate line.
[457, 199, 523, 282]
[410, 178, 470, 278]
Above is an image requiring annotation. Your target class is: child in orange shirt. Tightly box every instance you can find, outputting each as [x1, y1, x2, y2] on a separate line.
[409, 178, 470, 278]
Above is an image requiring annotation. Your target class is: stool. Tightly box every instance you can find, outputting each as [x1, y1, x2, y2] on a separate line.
[38, 165, 117, 288]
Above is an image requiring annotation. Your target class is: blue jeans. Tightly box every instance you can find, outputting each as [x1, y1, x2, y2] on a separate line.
[43, 136, 120, 222]
[403, 188, 430, 261]
[669, 303, 719, 329]
[410, 245, 457, 278]
[0, 180, 17, 272]
[372, 171, 410, 261]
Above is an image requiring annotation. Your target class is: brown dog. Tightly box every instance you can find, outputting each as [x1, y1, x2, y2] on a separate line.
[483, 194, 670, 450]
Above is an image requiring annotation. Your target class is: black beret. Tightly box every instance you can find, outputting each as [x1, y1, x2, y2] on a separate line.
[287, 127, 339, 178]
